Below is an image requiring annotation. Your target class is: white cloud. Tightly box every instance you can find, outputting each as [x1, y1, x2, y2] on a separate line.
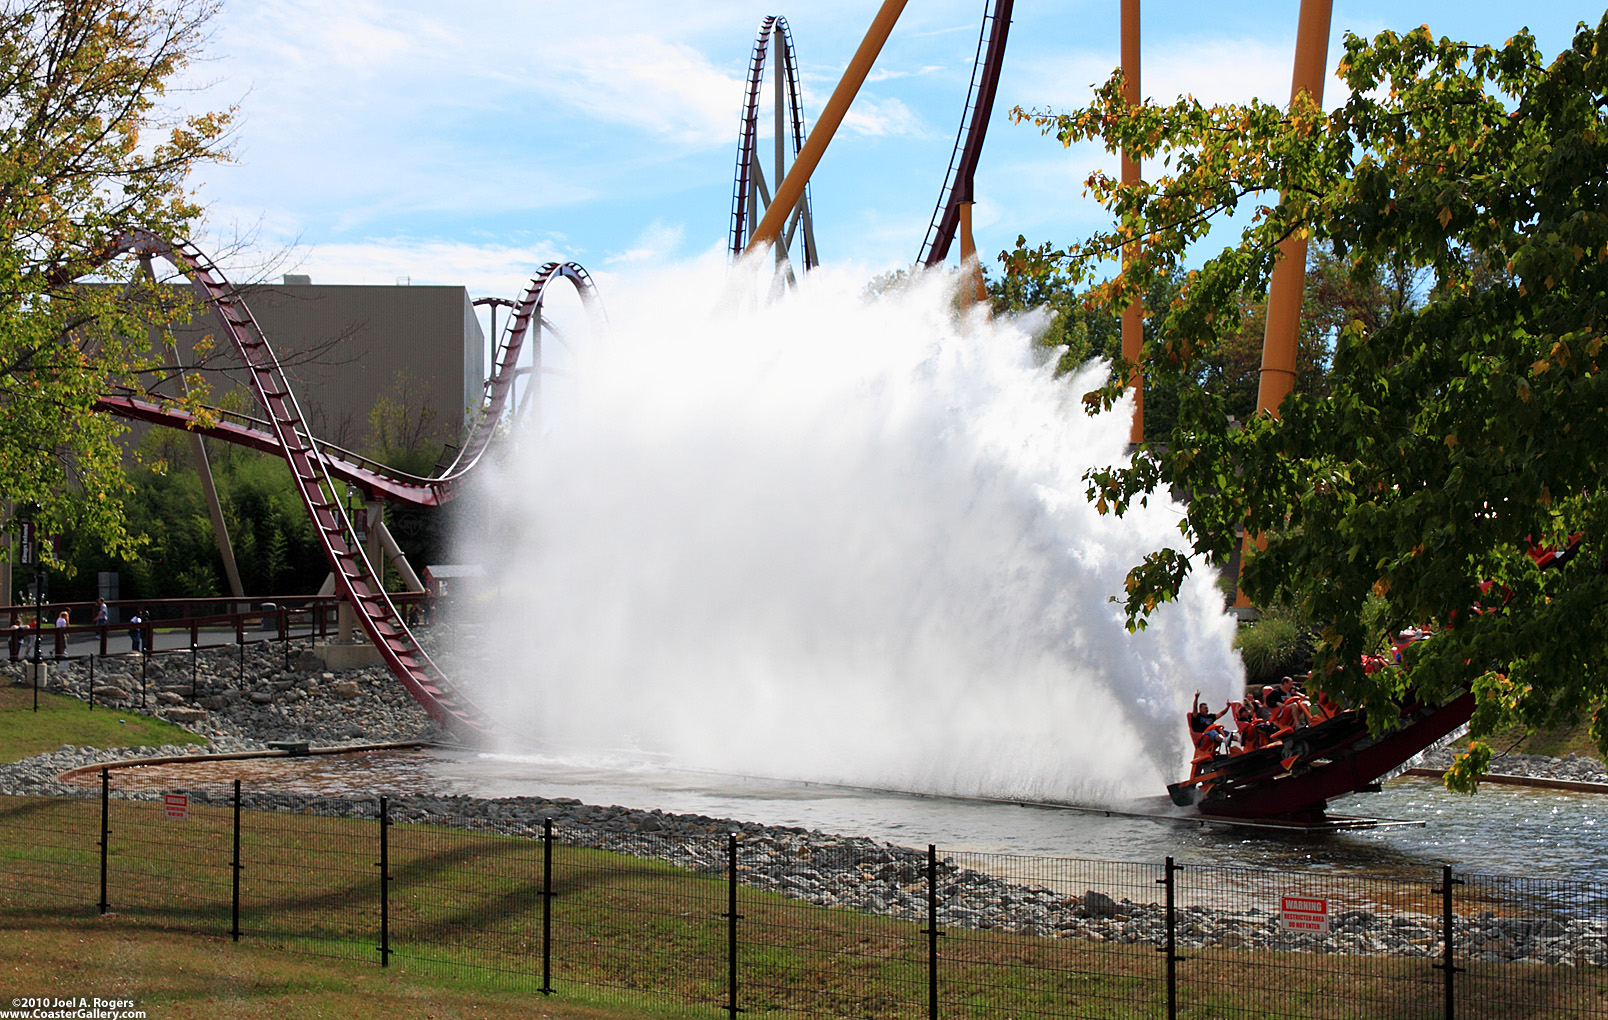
[841, 95, 927, 138]
[266, 237, 569, 299]
[531, 32, 746, 149]
[606, 221, 687, 266]
[1006, 33, 1350, 116]
[867, 64, 946, 82]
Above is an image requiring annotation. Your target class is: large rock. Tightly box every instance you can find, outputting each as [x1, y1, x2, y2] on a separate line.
[162, 707, 206, 723]
[91, 686, 129, 702]
[333, 680, 362, 699]
[1082, 891, 1121, 918]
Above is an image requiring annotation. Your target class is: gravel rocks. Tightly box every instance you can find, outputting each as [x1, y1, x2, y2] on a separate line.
[1418, 746, 1608, 785]
[0, 638, 445, 747]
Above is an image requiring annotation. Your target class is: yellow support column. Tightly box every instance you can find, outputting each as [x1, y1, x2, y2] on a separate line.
[958, 201, 989, 304]
[1237, 0, 1334, 610]
[1120, 0, 1144, 444]
[1254, 0, 1333, 418]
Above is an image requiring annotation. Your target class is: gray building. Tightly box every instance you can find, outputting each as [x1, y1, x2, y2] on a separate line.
[168, 277, 486, 454]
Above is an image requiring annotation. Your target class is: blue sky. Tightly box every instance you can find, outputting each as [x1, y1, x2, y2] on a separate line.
[185, 1, 1608, 305]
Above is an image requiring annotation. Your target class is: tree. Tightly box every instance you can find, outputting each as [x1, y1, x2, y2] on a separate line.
[62, 428, 326, 601]
[1008, 18, 1608, 783]
[1, 0, 231, 565]
[987, 245, 1387, 436]
[365, 370, 456, 476]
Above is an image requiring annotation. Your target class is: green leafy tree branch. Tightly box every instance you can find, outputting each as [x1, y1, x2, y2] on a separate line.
[1, 0, 232, 565]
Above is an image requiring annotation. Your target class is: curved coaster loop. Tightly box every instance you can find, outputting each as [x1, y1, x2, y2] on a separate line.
[441, 261, 600, 476]
[99, 229, 512, 740]
[729, 15, 818, 272]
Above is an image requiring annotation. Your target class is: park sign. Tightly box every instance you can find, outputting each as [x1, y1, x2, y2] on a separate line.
[1280, 895, 1328, 934]
[164, 794, 188, 821]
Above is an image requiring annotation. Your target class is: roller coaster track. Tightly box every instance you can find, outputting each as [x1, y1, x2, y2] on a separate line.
[729, 15, 818, 269]
[96, 231, 600, 740]
[918, 0, 1014, 268]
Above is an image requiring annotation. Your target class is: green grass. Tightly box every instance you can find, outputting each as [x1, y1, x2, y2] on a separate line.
[1485, 720, 1603, 761]
[0, 679, 206, 763]
[0, 914, 670, 1020]
[3, 795, 1604, 1020]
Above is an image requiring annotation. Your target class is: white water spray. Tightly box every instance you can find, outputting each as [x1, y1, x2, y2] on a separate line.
[456, 255, 1242, 804]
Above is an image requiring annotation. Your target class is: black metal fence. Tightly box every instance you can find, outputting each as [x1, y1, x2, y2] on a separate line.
[3, 778, 1605, 1020]
[3, 596, 433, 663]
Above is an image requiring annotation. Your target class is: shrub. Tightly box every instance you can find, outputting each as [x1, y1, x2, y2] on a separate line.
[1235, 609, 1313, 684]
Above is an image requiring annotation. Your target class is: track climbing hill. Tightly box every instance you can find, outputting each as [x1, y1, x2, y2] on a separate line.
[97, 231, 599, 741]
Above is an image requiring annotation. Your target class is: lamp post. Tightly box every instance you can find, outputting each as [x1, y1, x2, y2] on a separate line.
[18, 506, 41, 713]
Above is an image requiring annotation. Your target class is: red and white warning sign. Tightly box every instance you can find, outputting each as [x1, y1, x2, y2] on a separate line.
[164, 793, 189, 821]
[1280, 895, 1329, 933]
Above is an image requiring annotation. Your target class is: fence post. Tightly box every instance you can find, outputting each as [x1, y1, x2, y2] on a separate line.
[98, 623, 107, 657]
[238, 635, 244, 685]
[724, 833, 741, 1019]
[98, 768, 109, 915]
[1433, 864, 1463, 1020]
[378, 796, 390, 967]
[1158, 857, 1181, 1020]
[922, 844, 943, 1020]
[140, 651, 147, 709]
[190, 642, 198, 699]
[231, 779, 242, 941]
[542, 818, 554, 995]
[281, 609, 290, 672]
[87, 654, 94, 711]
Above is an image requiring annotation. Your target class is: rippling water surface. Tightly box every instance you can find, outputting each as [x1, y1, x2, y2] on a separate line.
[89, 747, 1603, 883]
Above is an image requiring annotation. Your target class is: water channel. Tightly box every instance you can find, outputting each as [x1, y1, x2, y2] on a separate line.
[89, 746, 1604, 884]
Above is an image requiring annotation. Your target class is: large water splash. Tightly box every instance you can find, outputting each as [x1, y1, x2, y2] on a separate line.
[455, 255, 1242, 804]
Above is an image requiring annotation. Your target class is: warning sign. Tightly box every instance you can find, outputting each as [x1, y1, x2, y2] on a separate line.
[1280, 895, 1328, 933]
[164, 794, 189, 821]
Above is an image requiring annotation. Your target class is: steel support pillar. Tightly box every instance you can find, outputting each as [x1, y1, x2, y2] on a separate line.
[375, 519, 425, 593]
[1120, 0, 1144, 444]
[958, 202, 988, 305]
[1236, 0, 1334, 610]
[1255, 0, 1334, 419]
[139, 255, 245, 598]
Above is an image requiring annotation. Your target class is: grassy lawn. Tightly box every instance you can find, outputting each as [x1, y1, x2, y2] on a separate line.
[3, 795, 1604, 1020]
[0, 680, 205, 763]
[0, 919, 673, 1020]
[1490, 721, 1603, 761]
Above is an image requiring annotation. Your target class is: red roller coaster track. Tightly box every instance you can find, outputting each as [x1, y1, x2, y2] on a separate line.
[96, 230, 599, 740]
[918, 0, 1014, 268]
